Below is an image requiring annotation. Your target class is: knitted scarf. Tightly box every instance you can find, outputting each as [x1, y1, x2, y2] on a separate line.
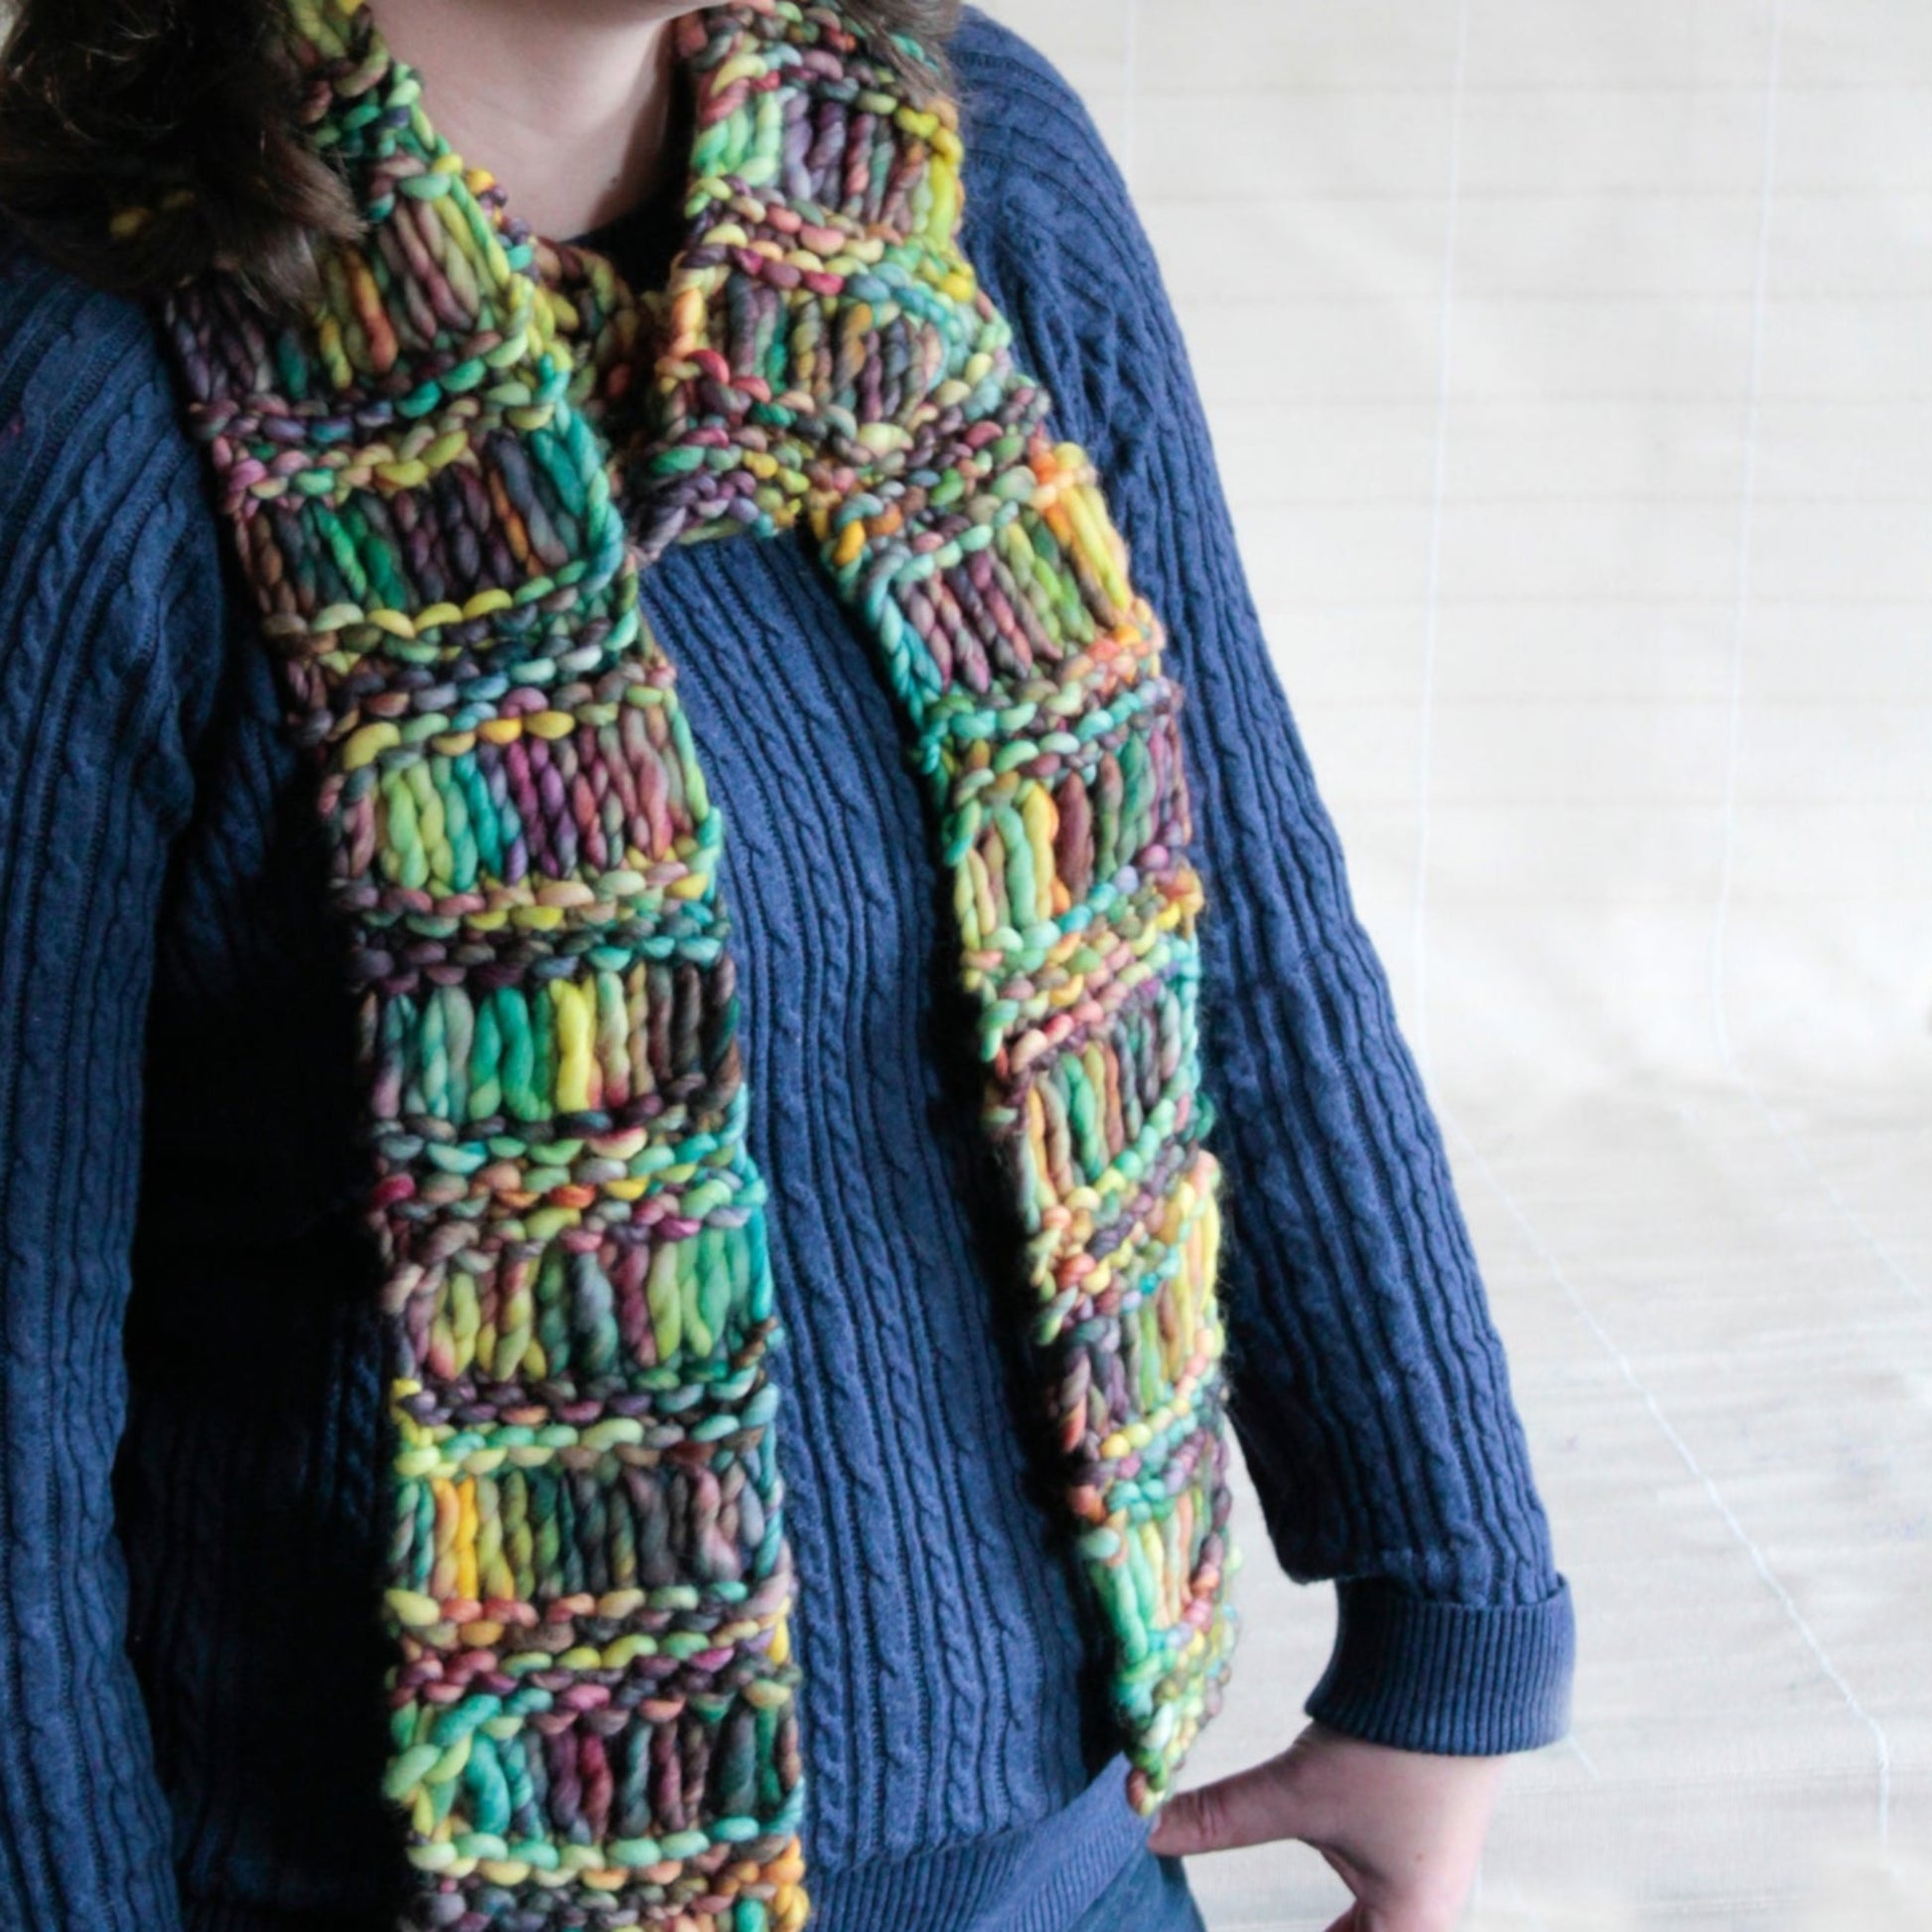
[152, 3, 1240, 1925]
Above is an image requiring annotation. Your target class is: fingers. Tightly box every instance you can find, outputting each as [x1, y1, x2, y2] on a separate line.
[1145, 1749, 1307, 1857]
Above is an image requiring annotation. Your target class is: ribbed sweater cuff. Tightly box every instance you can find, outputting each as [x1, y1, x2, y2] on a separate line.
[1305, 1576, 1576, 1755]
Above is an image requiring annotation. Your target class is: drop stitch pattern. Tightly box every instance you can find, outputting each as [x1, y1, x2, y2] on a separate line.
[152, 2, 1242, 1924]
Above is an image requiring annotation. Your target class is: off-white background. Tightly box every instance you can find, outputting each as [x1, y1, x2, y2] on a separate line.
[971, 2, 1932, 1927]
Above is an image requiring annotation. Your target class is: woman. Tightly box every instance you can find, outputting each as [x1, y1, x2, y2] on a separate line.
[0, 3, 1574, 1929]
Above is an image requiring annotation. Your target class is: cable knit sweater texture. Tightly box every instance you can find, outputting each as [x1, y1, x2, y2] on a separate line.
[0, 13, 1572, 1932]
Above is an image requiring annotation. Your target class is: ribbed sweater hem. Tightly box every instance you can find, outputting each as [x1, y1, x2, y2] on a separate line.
[179, 1754, 1149, 1932]
[816, 1752, 1148, 1932]
[1307, 1576, 1576, 1755]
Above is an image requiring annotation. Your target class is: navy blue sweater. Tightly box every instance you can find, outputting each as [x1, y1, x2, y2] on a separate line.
[0, 15, 1572, 1931]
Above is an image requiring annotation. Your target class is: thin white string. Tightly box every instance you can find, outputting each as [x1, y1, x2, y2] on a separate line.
[1704, 0, 1928, 1315]
[1709, 0, 1783, 1081]
[1121, 0, 1139, 193]
[1410, 0, 1471, 1087]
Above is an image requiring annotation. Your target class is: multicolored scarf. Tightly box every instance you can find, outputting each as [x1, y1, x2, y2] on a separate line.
[153, 2, 1240, 1924]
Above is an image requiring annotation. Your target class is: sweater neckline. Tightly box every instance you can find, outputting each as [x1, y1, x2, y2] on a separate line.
[564, 185, 685, 297]
[561, 46, 695, 296]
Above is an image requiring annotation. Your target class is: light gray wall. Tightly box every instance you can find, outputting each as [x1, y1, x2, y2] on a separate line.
[977, 0, 1932, 1103]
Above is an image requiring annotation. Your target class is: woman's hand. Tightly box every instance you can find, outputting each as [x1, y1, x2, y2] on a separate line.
[1146, 1722, 1505, 1932]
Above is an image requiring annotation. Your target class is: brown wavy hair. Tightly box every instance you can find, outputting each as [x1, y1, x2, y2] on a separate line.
[0, 0, 962, 313]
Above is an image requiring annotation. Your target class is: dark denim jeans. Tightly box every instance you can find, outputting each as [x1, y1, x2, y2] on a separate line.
[1064, 1848, 1206, 1932]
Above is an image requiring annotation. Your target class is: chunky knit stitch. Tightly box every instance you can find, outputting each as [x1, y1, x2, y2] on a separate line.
[0, 13, 1573, 1932]
[150, 3, 1236, 1925]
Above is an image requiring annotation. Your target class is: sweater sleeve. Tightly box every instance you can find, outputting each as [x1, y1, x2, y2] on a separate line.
[0, 232, 227, 1927]
[953, 11, 1574, 1757]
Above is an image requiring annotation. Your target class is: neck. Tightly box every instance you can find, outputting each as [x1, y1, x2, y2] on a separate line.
[365, 0, 709, 242]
